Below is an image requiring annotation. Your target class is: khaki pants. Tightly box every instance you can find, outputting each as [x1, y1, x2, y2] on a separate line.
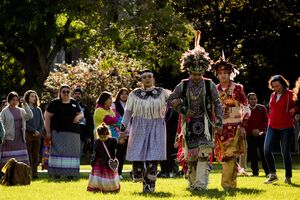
[26, 133, 41, 177]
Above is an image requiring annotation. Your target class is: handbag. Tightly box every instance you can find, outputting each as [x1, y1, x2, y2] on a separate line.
[102, 141, 119, 172]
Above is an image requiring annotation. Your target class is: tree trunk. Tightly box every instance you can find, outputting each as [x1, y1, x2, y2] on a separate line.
[21, 46, 51, 95]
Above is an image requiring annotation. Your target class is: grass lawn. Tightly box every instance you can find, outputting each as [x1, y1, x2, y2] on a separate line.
[1, 155, 300, 200]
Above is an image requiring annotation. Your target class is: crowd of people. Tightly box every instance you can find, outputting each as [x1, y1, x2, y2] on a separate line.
[0, 31, 300, 193]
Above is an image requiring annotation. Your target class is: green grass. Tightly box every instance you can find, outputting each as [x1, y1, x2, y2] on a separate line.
[1, 156, 300, 200]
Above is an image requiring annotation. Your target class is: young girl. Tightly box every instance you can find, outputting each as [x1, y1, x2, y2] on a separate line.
[87, 123, 120, 193]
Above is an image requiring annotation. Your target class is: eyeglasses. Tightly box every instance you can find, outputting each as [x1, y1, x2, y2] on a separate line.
[141, 75, 153, 79]
[62, 90, 70, 94]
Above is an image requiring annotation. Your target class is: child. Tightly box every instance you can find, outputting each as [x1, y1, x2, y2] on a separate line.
[87, 123, 120, 193]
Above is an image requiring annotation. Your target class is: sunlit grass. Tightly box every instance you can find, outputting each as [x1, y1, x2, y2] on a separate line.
[1, 156, 300, 200]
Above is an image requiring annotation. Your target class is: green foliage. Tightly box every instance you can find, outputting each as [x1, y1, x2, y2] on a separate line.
[0, 0, 102, 91]
[1, 0, 299, 101]
[43, 49, 142, 112]
[171, 0, 300, 101]
[81, 0, 194, 88]
[0, 53, 25, 97]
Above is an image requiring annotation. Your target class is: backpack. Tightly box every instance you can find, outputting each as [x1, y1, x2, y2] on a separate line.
[1, 158, 31, 186]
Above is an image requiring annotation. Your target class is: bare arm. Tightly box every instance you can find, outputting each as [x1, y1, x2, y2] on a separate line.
[44, 111, 54, 139]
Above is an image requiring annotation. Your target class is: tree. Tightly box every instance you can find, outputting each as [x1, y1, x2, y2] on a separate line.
[82, 0, 195, 89]
[171, 0, 300, 101]
[0, 53, 25, 96]
[0, 0, 100, 93]
[43, 50, 142, 112]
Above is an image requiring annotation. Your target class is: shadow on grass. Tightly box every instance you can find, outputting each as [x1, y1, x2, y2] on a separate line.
[189, 188, 264, 199]
[34, 172, 90, 183]
[133, 191, 173, 198]
[272, 182, 300, 188]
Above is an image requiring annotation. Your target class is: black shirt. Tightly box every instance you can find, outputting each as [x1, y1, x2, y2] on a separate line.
[47, 98, 81, 133]
[94, 138, 117, 167]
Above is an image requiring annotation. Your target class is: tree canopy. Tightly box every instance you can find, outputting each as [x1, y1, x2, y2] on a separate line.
[0, 0, 299, 103]
[171, 0, 300, 100]
[0, 0, 99, 94]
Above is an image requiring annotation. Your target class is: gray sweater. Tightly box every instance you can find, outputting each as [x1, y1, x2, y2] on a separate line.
[0, 117, 4, 142]
[26, 106, 44, 134]
[0, 104, 33, 142]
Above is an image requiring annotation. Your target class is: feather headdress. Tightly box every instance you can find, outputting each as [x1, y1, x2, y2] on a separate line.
[180, 31, 212, 74]
[211, 50, 239, 80]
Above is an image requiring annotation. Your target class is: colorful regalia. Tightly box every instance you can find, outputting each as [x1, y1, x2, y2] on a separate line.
[87, 138, 120, 192]
[168, 31, 223, 191]
[121, 86, 169, 193]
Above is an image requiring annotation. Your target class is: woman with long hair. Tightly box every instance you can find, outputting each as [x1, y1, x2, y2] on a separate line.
[112, 88, 129, 179]
[24, 90, 44, 179]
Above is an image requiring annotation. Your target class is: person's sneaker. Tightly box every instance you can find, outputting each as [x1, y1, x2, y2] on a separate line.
[264, 173, 278, 184]
[284, 177, 292, 185]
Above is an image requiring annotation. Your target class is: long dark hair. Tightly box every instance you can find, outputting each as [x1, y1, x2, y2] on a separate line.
[7, 91, 19, 103]
[268, 75, 289, 90]
[24, 90, 40, 107]
[115, 88, 129, 103]
[96, 91, 112, 107]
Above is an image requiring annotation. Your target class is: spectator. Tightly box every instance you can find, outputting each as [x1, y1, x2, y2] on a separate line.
[24, 90, 44, 179]
[44, 84, 83, 180]
[72, 86, 93, 157]
[0, 91, 33, 169]
[158, 107, 179, 178]
[111, 88, 130, 179]
[246, 92, 269, 177]
[264, 75, 295, 184]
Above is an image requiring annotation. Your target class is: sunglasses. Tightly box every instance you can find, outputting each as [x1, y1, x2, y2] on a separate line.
[62, 90, 70, 94]
[142, 75, 153, 79]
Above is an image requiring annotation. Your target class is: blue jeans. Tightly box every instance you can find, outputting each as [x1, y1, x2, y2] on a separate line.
[264, 127, 293, 178]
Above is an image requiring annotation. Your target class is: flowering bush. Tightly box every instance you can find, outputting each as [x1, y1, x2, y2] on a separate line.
[42, 51, 142, 112]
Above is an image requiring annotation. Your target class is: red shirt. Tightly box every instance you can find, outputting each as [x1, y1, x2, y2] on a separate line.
[269, 89, 295, 129]
[246, 104, 268, 135]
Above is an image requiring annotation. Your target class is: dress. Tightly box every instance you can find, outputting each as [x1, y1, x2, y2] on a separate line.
[0, 107, 30, 168]
[122, 87, 169, 161]
[47, 99, 81, 177]
[121, 87, 169, 192]
[87, 138, 120, 192]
